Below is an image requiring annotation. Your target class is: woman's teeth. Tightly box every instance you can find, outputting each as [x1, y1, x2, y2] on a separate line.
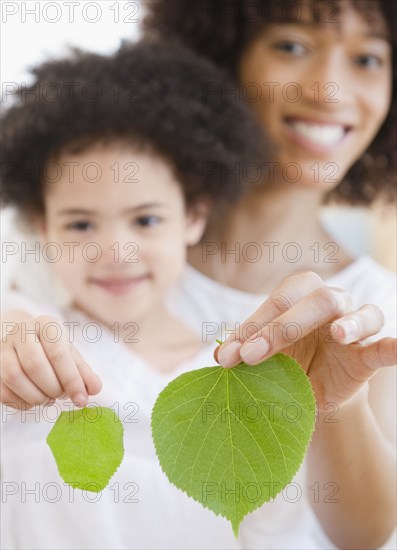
[288, 120, 346, 145]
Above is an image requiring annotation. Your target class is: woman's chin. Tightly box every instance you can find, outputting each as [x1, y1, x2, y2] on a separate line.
[274, 158, 346, 192]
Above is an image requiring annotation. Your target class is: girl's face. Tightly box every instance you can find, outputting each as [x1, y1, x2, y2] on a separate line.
[40, 143, 207, 326]
[238, 2, 392, 189]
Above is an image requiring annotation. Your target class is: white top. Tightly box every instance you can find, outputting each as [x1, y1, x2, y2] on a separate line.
[167, 256, 397, 342]
[1, 254, 396, 549]
[3, 292, 325, 550]
[166, 255, 397, 549]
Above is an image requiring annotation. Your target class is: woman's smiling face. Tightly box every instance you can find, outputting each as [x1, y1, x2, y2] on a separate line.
[238, 2, 392, 190]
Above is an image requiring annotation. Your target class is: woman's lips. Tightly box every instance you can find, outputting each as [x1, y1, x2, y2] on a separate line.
[283, 117, 353, 153]
[89, 275, 149, 295]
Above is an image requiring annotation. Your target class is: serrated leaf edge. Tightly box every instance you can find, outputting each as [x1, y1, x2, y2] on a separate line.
[151, 355, 316, 537]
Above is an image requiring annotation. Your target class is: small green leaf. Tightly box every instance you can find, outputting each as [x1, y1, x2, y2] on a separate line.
[151, 353, 315, 536]
[47, 406, 124, 492]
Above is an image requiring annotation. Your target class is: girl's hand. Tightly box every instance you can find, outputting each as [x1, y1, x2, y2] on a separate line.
[1, 313, 102, 409]
[215, 271, 397, 409]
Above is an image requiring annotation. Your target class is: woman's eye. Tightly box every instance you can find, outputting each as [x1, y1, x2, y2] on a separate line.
[135, 215, 161, 227]
[66, 221, 93, 231]
[273, 41, 306, 55]
[354, 54, 383, 69]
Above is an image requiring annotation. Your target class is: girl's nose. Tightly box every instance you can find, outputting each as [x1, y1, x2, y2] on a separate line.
[97, 231, 141, 267]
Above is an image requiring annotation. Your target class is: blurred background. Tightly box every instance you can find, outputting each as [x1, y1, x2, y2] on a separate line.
[1, 0, 396, 273]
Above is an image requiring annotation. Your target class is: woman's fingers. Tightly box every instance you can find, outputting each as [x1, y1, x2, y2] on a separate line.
[217, 282, 353, 367]
[360, 337, 397, 372]
[238, 286, 353, 365]
[216, 280, 387, 369]
[217, 271, 325, 366]
[333, 304, 385, 344]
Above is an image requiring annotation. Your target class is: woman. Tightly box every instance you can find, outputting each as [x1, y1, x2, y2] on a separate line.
[144, 1, 396, 548]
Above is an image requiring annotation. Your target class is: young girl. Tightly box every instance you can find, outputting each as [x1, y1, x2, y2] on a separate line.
[0, 41, 268, 549]
[144, 2, 397, 548]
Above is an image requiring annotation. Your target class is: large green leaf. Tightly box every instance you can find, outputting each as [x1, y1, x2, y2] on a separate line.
[151, 353, 315, 536]
[47, 406, 124, 492]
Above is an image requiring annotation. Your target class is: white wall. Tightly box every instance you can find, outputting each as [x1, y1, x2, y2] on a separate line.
[1, 0, 142, 87]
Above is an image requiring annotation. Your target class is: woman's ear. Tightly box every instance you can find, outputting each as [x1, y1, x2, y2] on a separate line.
[185, 198, 212, 246]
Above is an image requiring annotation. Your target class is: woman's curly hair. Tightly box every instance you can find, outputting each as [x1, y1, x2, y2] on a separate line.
[1, 40, 267, 221]
[143, 0, 397, 205]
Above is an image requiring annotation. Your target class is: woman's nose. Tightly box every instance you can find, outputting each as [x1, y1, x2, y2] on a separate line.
[300, 52, 355, 108]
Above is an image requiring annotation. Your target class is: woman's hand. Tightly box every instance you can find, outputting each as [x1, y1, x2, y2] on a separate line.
[215, 271, 397, 410]
[1, 312, 102, 409]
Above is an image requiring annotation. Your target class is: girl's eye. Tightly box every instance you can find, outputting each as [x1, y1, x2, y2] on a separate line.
[66, 221, 93, 232]
[135, 215, 161, 227]
[273, 41, 307, 56]
[354, 54, 383, 69]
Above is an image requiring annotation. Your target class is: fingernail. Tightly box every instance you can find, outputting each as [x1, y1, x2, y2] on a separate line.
[240, 338, 269, 365]
[218, 341, 242, 368]
[72, 393, 87, 407]
[338, 319, 359, 344]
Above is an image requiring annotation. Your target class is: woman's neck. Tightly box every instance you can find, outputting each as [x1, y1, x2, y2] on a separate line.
[189, 184, 355, 294]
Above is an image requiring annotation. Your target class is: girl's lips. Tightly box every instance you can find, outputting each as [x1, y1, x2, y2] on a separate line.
[283, 117, 353, 153]
[89, 275, 149, 295]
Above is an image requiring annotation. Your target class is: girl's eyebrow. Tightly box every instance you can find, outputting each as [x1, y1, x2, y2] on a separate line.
[122, 203, 169, 213]
[56, 203, 168, 216]
[364, 31, 390, 42]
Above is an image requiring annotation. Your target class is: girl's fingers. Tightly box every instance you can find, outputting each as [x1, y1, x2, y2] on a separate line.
[35, 317, 89, 407]
[69, 345, 102, 396]
[15, 336, 64, 399]
[1, 349, 49, 406]
[217, 271, 325, 366]
[0, 382, 35, 410]
[1, 315, 99, 408]
[333, 304, 385, 344]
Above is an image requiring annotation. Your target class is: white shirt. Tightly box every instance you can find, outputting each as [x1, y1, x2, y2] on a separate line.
[2, 292, 325, 550]
[167, 256, 397, 343]
[1, 254, 396, 549]
[166, 255, 397, 550]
